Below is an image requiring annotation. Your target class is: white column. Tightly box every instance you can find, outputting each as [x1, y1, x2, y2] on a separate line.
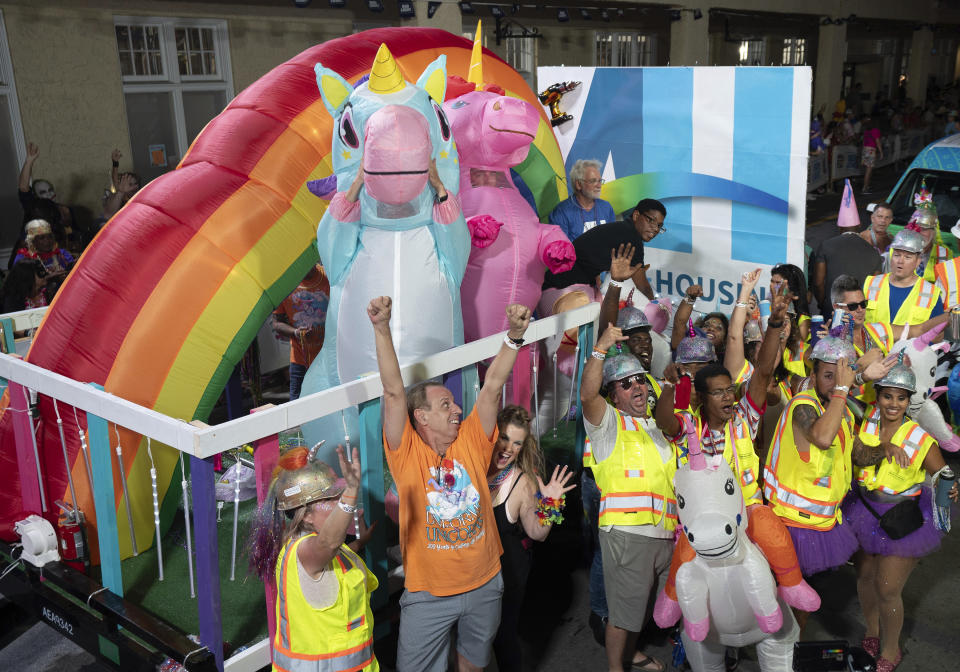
[669, 12, 709, 66]
[906, 27, 934, 103]
[813, 22, 846, 119]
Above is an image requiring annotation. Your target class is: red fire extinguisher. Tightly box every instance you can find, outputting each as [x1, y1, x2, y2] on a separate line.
[55, 500, 87, 572]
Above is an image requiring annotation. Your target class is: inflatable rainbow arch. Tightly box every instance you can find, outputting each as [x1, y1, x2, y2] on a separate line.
[0, 27, 567, 560]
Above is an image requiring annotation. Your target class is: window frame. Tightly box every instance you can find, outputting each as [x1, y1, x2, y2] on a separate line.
[0, 9, 26, 171]
[114, 15, 234, 169]
[595, 31, 657, 67]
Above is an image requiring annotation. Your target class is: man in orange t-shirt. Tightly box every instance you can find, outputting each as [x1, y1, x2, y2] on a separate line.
[370, 295, 531, 672]
[271, 264, 329, 400]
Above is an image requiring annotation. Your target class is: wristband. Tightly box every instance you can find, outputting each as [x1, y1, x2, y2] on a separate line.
[338, 500, 357, 514]
[503, 334, 520, 350]
[854, 372, 864, 386]
[608, 278, 624, 289]
[112, 160, 120, 167]
[735, 301, 749, 309]
[593, 345, 607, 355]
[831, 394, 847, 401]
[683, 296, 696, 305]
[767, 319, 785, 328]
[833, 385, 849, 393]
[590, 350, 605, 361]
[435, 191, 448, 204]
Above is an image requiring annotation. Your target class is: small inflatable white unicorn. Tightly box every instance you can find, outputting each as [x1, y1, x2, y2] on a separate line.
[671, 425, 799, 671]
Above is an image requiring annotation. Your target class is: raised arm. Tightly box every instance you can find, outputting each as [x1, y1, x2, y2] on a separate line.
[632, 264, 654, 301]
[598, 243, 641, 339]
[580, 323, 627, 426]
[18, 142, 38, 193]
[476, 304, 531, 436]
[724, 269, 762, 380]
[297, 445, 363, 575]
[516, 466, 577, 541]
[671, 285, 701, 350]
[747, 280, 788, 403]
[369, 297, 408, 451]
[654, 363, 682, 438]
[111, 149, 122, 190]
[791, 357, 855, 452]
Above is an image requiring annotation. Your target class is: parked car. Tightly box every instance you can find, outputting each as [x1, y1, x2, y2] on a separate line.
[868, 133, 960, 254]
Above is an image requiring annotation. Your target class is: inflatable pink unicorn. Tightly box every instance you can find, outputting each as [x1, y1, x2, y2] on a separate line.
[445, 41, 574, 408]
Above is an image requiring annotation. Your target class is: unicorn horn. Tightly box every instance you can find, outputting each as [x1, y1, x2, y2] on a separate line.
[467, 20, 483, 88]
[368, 43, 405, 95]
[683, 416, 706, 472]
[917, 320, 948, 348]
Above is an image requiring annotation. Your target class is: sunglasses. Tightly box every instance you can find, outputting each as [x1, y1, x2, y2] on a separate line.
[617, 375, 646, 391]
[836, 300, 868, 311]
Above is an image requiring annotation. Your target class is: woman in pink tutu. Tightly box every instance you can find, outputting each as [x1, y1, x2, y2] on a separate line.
[843, 361, 958, 672]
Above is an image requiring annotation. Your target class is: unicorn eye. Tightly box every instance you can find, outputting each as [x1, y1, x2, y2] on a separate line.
[677, 494, 685, 509]
[339, 106, 359, 149]
[724, 479, 735, 495]
[433, 101, 451, 141]
[452, 100, 469, 109]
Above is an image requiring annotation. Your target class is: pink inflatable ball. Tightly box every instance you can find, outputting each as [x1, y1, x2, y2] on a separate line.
[362, 105, 431, 205]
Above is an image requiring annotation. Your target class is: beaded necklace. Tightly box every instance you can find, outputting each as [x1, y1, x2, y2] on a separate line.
[487, 463, 515, 493]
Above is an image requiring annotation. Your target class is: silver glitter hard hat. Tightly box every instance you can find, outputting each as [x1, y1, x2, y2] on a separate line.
[602, 349, 647, 386]
[675, 336, 717, 364]
[876, 362, 916, 393]
[810, 335, 856, 364]
[743, 320, 763, 344]
[274, 453, 344, 510]
[889, 229, 925, 255]
[616, 306, 651, 333]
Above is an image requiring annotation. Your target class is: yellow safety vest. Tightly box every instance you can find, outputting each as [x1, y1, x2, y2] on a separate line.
[856, 322, 893, 357]
[856, 407, 934, 497]
[274, 537, 378, 672]
[763, 391, 854, 530]
[675, 410, 762, 506]
[921, 244, 952, 283]
[590, 408, 678, 530]
[583, 376, 663, 466]
[935, 257, 960, 310]
[782, 343, 809, 378]
[863, 274, 940, 326]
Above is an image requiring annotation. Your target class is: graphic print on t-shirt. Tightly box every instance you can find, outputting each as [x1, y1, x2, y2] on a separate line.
[424, 457, 485, 551]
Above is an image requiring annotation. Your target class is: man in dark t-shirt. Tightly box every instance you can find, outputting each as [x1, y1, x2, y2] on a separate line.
[811, 231, 882, 316]
[542, 198, 666, 301]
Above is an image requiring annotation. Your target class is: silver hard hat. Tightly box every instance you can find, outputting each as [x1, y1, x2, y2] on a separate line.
[743, 320, 763, 344]
[602, 349, 647, 386]
[810, 335, 856, 364]
[889, 229, 925, 255]
[876, 362, 916, 393]
[910, 207, 938, 230]
[273, 450, 344, 511]
[616, 306, 650, 333]
[675, 336, 717, 364]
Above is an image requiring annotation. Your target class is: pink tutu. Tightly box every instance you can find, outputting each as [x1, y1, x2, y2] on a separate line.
[787, 520, 859, 576]
[841, 487, 942, 558]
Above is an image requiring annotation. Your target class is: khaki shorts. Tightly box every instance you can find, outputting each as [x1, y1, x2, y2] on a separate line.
[599, 528, 674, 632]
[397, 572, 503, 671]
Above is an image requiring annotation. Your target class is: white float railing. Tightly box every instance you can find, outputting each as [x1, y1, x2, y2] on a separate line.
[2, 300, 600, 672]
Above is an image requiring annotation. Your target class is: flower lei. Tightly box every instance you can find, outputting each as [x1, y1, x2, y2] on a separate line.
[536, 492, 566, 526]
[487, 463, 515, 492]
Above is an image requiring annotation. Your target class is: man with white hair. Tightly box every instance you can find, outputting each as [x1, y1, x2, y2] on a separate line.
[549, 158, 616, 241]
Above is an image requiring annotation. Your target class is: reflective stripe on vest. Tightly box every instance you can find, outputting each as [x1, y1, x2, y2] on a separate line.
[856, 410, 933, 497]
[677, 412, 762, 506]
[274, 539, 377, 672]
[864, 275, 940, 325]
[935, 258, 960, 309]
[273, 639, 375, 672]
[591, 408, 678, 529]
[764, 391, 852, 529]
[863, 322, 893, 355]
[599, 492, 678, 519]
[865, 275, 884, 302]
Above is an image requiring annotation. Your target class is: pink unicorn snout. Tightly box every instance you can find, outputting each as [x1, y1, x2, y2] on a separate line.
[363, 105, 431, 205]
[482, 95, 540, 162]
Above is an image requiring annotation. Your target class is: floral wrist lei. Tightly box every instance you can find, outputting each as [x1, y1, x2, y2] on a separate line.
[535, 492, 566, 526]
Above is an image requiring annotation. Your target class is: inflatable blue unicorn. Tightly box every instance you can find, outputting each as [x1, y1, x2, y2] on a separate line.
[301, 44, 471, 454]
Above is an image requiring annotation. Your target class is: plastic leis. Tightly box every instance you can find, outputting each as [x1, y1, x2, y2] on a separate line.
[536, 492, 566, 526]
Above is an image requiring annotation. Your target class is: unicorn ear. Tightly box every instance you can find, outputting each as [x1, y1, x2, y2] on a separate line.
[416, 55, 448, 104]
[314, 63, 352, 116]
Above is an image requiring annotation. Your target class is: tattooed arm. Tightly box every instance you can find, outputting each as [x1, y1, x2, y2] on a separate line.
[791, 398, 847, 453]
[852, 436, 910, 468]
